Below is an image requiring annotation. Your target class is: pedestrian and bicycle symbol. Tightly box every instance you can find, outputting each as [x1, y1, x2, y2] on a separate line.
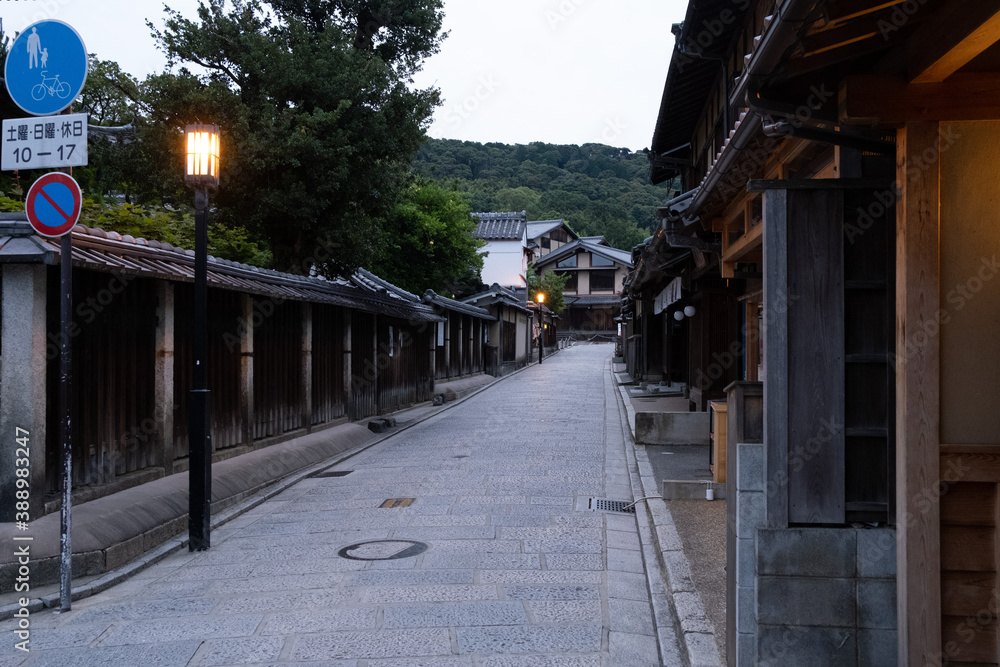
[4, 20, 88, 116]
[25, 172, 82, 238]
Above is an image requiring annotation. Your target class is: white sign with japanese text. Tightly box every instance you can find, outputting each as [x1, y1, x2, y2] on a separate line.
[1, 113, 88, 171]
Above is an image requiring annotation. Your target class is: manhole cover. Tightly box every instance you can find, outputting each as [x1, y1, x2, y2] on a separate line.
[311, 470, 352, 478]
[337, 539, 428, 561]
[588, 498, 636, 514]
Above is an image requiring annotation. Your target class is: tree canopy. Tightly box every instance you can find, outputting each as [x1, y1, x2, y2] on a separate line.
[369, 179, 484, 297]
[527, 265, 569, 315]
[133, 0, 445, 275]
[413, 138, 679, 251]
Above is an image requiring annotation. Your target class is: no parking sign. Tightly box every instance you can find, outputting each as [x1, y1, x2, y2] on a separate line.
[25, 172, 81, 237]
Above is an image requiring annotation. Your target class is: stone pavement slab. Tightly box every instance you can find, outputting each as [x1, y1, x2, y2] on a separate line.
[0, 344, 690, 666]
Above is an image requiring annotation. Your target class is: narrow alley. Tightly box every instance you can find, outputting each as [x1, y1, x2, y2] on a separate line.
[2, 345, 685, 666]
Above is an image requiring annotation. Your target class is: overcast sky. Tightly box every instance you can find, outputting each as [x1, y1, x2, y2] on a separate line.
[2, 0, 686, 151]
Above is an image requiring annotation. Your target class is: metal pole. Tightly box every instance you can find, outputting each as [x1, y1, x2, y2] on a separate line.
[59, 232, 72, 611]
[189, 189, 212, 550]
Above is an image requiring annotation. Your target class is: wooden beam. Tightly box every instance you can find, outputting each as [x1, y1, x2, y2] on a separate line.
[824, 0, 908, 27]
[722, 221, 763, 264]
[895, 121, 942, 667]
[909, 2, 1000, 83]
[841, 73, 1000, 124]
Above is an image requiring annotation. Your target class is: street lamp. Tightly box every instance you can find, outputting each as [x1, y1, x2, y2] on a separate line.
[184, 123, 220, 551]
[537, 292, 545, 365]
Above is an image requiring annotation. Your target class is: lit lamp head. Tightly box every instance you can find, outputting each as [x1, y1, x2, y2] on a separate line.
[184, 124, 221, 191]
[673, 310, 685, 321]
[537, 293, 545, 305]
[684, 305, 696, 318]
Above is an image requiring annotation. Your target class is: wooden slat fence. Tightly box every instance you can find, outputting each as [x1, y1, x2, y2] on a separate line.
[252, 300, 303, 439]
[349, 311, 378, 420]
[173, 287, 245, 457]
[48, 271, 157, 492]
[311, 304, 346, 424]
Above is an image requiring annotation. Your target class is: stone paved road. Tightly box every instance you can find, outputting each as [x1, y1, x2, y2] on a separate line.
[1, 344, 681, 666]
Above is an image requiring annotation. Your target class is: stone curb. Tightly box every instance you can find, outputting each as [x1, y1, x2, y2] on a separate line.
[613, 375, 723, 667]
[0, 357, 546, 621]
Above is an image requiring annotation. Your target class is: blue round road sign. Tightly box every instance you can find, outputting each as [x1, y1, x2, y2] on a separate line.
[4, 20, 88, 116]
[26, 172, 82, 238]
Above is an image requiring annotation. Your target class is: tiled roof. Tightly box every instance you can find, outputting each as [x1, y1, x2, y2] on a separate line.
[461, 283, 529, 313]
[422, 290, 493, 320]
[565, 294, 621, 306]
[535, 239, 634, 269]
[472, 211, 527, 240]
[0, 217, 444, 322]
[526, 220, 568, 240]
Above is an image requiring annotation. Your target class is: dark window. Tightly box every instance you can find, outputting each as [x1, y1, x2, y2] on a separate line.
[558, 271, 578, 292]
[590, 270, 616, 292]
[541, 237, 551, 249]
[557, 255, 577, 269]
[591, 253, 614, 267]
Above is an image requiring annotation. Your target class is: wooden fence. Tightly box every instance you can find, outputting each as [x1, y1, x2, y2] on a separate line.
[39, 279, 443, 499]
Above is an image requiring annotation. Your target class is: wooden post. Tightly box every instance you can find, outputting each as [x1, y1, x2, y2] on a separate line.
[373, 314, 380, 415]
[458, 315, 465, 377]
[763, 189, 790, 528]
[429, 320, 437, 391]
[154, 281, 175, 471]
[239, 294, 254, 446]
[443, 313, 451, 379]
[301, 302, 312, 433]
[896, 122, 942, 665]
[342, 308, 352, 416]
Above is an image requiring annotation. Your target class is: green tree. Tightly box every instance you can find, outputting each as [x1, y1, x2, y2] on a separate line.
[527, 265, 569, 315]
[371, 179, 484, 296]
[135, 0, 444, 275]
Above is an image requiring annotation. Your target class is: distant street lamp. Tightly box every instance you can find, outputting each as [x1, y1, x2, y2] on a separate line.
[184, 123, 220, 551]
[537, 292, 545, 365]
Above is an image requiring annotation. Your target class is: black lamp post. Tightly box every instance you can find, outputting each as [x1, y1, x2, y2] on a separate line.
[184, 123, 220, 551]
[537, 292, 545, 365]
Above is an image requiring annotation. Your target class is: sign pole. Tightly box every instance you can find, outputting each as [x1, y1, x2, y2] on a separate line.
[58, 230, 72, 612]
[4, 20, 89, 613]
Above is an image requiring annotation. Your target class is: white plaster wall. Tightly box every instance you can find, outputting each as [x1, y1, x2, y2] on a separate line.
[480, 240, 526, 287]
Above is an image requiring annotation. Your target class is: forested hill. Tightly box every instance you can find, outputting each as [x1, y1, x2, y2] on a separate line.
[413, 139, 679, 251]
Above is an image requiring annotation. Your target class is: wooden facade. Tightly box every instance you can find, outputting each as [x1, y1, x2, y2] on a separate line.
[639, 0, 1000, 664]
[0, 223, 445, 515]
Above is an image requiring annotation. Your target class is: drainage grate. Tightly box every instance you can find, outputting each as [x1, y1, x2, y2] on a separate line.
[380, 498, 415, 508]
[311, 470, 353, 478]
[588, 498, 636, 514]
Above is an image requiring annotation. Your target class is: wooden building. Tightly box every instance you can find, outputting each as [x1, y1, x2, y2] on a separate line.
[643, 0, 1000, 664]
[535, 237, 634, 340]
[421, 289, 493, 380]
[462, 283, 535, 375]
[0, 220, 450, 520]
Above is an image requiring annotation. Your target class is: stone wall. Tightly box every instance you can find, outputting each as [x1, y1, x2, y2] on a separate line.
[733, 441, 898, 666]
